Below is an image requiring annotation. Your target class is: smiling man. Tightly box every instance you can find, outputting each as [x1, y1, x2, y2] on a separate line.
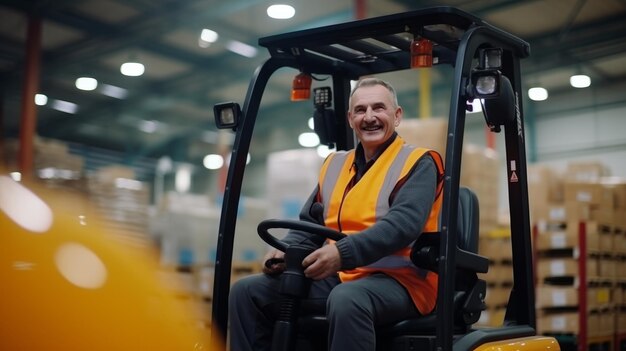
[229, 77, 445, 351]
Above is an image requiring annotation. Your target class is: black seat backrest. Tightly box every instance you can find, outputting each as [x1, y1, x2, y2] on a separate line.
[410, 186, 482, 272]
[457, 186, 480, 253]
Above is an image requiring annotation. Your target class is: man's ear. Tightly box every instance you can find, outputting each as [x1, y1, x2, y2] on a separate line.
[347, 112, 354, 129]
[394, 107, 403, 126]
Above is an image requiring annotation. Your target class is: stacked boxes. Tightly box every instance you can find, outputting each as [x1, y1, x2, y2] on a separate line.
[531, 161, 626, 348]
[477, 228, 513, 327]
[87, 166, 152, 249]
[397, 118, 501, 233]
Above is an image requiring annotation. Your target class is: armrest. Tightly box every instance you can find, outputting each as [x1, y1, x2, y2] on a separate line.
[410, 232, 489, 274]
[456, 248, 489, 273]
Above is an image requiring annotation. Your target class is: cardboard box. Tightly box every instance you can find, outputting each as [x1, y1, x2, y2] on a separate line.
[396, 118, 448, 157]
[536, 286, 577, 308]
[565, 161, 610, 182]
[600, 177, 626, 210]
[598, 258, 616, 279]
[536, 257, 598, 279]
[528, 164, 564, 204]
[479, 237, 512, 262]
[537, 312, 580, 334]
[564, 181, 614, 208]
[535, 221, 600, 251]
[485, 285, 509, 308]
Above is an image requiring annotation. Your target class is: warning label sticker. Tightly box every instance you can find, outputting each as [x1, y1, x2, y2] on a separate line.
[510, 171, 519, 183]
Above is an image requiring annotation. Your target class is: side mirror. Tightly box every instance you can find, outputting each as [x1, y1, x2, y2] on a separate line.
[213, 102, 241, 130]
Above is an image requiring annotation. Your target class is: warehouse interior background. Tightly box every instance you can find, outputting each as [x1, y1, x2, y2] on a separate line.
[2, 0, 626, 345]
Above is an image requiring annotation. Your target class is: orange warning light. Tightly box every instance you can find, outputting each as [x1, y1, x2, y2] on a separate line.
[291, 72, 312, 101]
[410, 37, 433, 68]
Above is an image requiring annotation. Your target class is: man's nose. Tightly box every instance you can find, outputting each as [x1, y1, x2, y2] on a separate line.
[364, 107, 376, 121]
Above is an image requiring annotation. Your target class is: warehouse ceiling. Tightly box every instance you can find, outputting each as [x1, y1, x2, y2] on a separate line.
[1, 0, 625, 179]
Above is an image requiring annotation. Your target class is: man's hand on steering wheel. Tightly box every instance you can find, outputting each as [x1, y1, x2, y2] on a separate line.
[262, 249, 285, 275]
[302, 244, 341, 280]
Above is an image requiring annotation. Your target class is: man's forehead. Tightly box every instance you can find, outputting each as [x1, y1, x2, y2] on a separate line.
[350, 85, 392, 104]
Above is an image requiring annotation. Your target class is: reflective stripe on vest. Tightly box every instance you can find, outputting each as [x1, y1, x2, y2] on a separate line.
[320, 144, 416, 221]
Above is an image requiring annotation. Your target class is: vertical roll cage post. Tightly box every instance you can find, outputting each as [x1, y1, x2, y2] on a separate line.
[210, 7, 532, 350]
[441, 26, 533, 351]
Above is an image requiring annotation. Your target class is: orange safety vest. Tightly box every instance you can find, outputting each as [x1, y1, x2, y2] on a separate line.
[318, 136, 443, 314]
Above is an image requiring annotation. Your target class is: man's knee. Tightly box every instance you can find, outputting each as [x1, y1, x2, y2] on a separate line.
[326, 283, 369, 316]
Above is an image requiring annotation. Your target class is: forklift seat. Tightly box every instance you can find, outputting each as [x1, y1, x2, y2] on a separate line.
[298, 186, 487, 350]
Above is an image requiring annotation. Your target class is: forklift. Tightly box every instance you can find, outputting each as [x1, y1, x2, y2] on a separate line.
[210, 6, 559, 351]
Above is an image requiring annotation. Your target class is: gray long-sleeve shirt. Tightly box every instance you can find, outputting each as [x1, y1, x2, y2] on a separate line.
[282, 139, 438, 271]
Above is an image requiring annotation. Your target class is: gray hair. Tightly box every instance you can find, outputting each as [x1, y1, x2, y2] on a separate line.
[349, 77, 399, 108]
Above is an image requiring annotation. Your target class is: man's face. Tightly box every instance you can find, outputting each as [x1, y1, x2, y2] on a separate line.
[348, 84, 402, 158]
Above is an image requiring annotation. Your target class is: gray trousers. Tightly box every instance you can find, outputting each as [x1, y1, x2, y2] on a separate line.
[228, 272, 420, 351]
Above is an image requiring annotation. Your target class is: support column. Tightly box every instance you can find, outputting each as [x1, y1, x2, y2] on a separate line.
[18, 14, 42, 179]
[354, 0, 366, 19]
[419, 69, 432, 119]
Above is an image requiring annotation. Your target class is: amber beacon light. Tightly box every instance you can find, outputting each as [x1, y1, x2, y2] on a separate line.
[410, 37, 433, 68]
[291, 72, 312, 101]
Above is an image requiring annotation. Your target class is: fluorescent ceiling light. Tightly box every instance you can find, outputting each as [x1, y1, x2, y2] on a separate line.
[100, 84, 128, 99]
[298, 132, 320, 147]
[570, 74, 591, 88]
[226, 40, 258, 58]
[267, 4, 295, 19]
[528, 87, 548, 101]
[51, 99, 79, 114]
[120, 62, 145, 76]
[200, 29, 219, 43]
[34, 93, 48, 106]
[138, 120, 162, 134]
[203, 154, 224, 170]
[75, 77, 98, 91]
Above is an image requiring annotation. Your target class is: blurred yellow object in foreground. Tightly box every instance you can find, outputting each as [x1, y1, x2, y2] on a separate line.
[0, 174, 218, 350]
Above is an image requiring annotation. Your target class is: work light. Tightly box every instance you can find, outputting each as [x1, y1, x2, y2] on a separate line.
[469, 48, 504, 98]
[313, 86, 332, 109]
[213, 102, 241, 130]
[479, 48, 502, 69]
[312, 87, 336, 147]
[472, 70, 501, 96]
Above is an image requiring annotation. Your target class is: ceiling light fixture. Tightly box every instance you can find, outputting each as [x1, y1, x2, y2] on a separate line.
[528, 87, 548, 101]
[100, 84, 129, 99]
[267, 4, 295, 19]
[75, 77, 98, 91]
[203, 154, 224, 170]
[570, 74, 591, 88]
[225, 40, 258, 58]
[51, 99, 79, 114]
[199, 28, 219, 48]
[120, 62, 145, 76]
[34, 93, 48, 106]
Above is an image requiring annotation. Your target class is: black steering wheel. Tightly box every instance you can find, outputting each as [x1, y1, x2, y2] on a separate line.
[257, 219, 346, 252]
